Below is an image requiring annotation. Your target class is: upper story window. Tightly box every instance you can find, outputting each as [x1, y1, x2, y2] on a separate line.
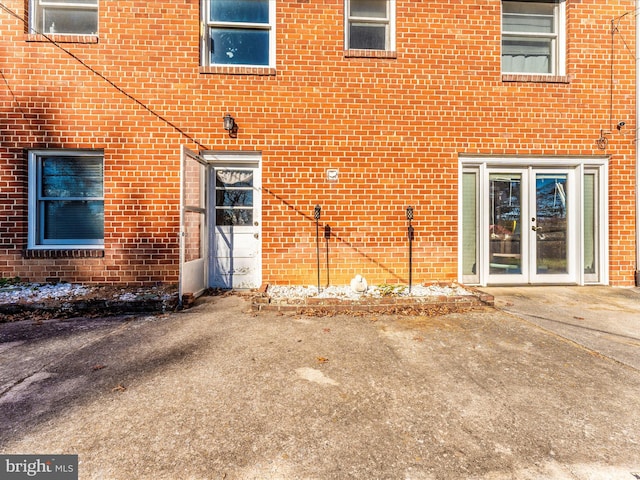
[28, 150, 104, 249]
[202, 0, 276, 68]
[345, 0, 395, 51]
[30, 0, 98, 35]
[502, 1, 566, 75]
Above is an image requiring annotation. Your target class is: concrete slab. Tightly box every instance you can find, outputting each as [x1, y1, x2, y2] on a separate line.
[1, 295, 640, 478]
[483, 286, 640, 371]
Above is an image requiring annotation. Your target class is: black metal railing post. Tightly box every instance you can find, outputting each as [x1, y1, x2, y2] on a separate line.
[314, 205, 321, 293]
[406, 206, 414, 293]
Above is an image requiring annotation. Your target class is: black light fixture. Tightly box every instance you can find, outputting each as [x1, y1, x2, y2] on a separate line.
[223, 114, 237, 137]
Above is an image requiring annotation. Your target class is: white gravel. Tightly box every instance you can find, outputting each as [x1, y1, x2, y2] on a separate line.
[267, 284, 473, 301]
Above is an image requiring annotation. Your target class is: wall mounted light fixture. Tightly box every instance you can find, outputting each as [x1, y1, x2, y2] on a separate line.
[223, 114, 238, 137]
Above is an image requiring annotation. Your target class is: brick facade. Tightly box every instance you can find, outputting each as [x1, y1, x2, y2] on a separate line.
[0, 0, 637, 288]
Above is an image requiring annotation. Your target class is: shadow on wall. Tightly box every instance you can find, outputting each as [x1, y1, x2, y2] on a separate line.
[263, 187, 409, 285]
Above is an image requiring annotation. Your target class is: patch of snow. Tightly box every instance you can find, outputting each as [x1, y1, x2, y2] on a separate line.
[117, 292, 138, 302]
[0, 283, 90, 305]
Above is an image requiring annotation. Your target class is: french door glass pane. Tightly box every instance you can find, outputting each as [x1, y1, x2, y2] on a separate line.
[462, 172, 478, 277]
[210, 0, 269, 23]
[535, 174, 568, 274]
[210, 28, 269, 66]
[489, 174, 522, 274]
[584, 173, 596, 275]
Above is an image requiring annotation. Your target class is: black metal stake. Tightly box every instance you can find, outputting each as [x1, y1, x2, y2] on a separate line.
[406, 206, 414, 293]
[314, 205, 321, 293]
[324, 224, 331, 288]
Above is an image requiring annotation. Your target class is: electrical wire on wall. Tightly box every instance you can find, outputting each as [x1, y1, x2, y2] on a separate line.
[0, 1, 210, 151]
[605, 9, 639, 149]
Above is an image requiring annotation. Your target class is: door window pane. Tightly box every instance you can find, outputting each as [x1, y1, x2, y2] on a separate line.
[489, 174, 522, 274]
[535, 174, 568, 274]
[215, 170, 254, 226]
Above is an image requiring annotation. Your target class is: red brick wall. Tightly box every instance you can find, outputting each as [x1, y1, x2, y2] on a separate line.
[0, 0, 636, 286]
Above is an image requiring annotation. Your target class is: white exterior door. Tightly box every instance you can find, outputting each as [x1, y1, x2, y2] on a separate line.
[208, 157, 261, 289]
[179, 146, 208, 302]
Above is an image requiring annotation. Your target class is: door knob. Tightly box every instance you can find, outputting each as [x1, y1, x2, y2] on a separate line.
[531, 226, 542, 231]
[254, 233, 259, 239]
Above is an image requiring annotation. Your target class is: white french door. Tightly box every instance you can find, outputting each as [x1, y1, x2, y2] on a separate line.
[486, 167, 576, 285]
[460, 158, 608, 286]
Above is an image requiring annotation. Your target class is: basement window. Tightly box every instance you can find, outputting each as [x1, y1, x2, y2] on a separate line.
[28, 150, 104, 249]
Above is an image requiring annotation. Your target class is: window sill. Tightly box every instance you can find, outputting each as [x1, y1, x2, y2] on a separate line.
[344, 49, 397, 59]
[502, 73, 571, 84]
[199, 65, 276, 76]
[25, 33, 99, 44]
[23, 249, 105, 259]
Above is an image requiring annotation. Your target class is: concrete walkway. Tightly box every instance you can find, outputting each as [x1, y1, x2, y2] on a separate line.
[1, 294, 640, 479]
[483, 286, 640, 371]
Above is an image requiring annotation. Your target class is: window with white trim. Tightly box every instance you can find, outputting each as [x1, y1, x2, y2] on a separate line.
[202, 0, 276, 67]
[345, 0, 395, 51]
[502, 0, 565, 75]
[30, 0, 98, 35]
[28, 151, 104, 248]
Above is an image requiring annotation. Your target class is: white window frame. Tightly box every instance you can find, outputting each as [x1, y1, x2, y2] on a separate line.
[30, 0, 98, 35]
[201, 0, 276, 68]
[345, 0, 396, 52]
[501, 0, 566, 76]
[28, 150, 105, 249]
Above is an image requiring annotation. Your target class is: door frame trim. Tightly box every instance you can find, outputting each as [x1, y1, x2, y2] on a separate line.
[201, 150, 262, 290]
[458, 155, 609, 286]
